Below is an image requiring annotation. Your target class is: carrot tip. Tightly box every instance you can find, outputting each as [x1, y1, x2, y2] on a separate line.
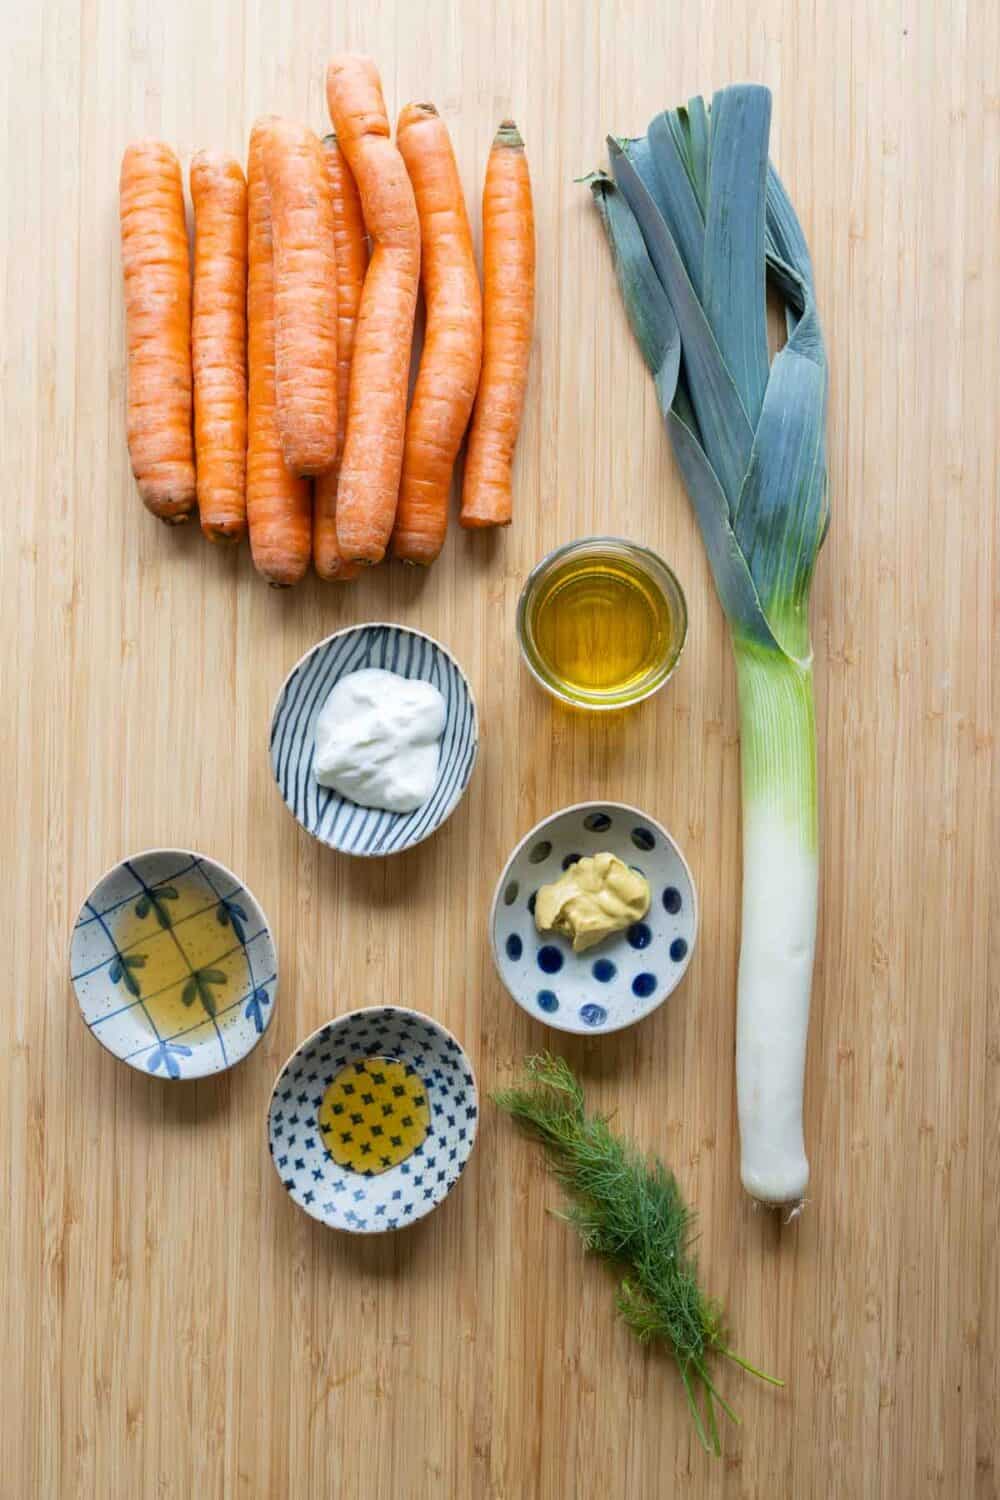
[495, 120, 524, 148]
[202, 526, 244, 544]
[459, 513, 512, 531]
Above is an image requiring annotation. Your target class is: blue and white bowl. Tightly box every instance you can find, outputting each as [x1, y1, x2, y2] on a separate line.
[491, 802, 698, 1035]
[69, 849, 278, 1079]
[269, 624, 479, 857]
[267, 1007, 478, 1233]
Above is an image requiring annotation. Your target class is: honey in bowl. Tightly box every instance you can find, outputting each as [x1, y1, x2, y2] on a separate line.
[112, 874, 248, 1040]
[518, 539, 687, 709]
[318, 1057, 430, 1175]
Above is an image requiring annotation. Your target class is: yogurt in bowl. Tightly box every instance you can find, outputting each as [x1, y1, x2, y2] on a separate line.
[313, 667, 446, 813]
[269, 624, 478, 857]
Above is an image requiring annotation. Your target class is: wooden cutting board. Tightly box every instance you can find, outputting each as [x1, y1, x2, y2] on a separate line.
[2, 1, 997, 1495]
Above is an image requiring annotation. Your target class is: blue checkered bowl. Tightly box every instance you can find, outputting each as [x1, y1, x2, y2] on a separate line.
[490, 802, 698, 1036]
[69, 849, 278, 1079]
[269, 624, 479, 858]
[267, 1007, 478, 1233]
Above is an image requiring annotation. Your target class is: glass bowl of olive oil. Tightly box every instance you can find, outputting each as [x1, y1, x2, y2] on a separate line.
[516, 537, 687, 709]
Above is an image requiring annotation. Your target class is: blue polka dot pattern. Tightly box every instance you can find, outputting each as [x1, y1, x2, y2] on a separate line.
[528, 840, 552, 864]
[632, 972, 657, 998]
[662, 886, 682, 915]
[631, 827, 655, 851]
[503, 881, 519, 906]
[506, 934, 523, 961]
[583, 812, 611, 832]
[670, 938, 688, 962]
[561, 852, 582, 870]
[592, 958, 616, 982]
[537, 989, 559, 1013]
[527, 891, 538, 915]
[579, 1003, 607, 1027]
[537, 945, 564, 974]
[627, 922, 651, 949]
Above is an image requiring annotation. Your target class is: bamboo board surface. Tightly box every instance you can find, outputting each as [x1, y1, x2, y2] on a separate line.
[2, 1, 998, 1496]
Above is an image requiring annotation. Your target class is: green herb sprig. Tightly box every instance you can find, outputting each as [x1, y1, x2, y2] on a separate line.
[494, 1054, 782, 1454]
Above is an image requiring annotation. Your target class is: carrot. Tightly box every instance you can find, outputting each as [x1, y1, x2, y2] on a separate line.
[392, 104, 482, 565]
[260, 120, 338, 477]
[325, 54, 420, 564]
[460, 121, 535, 529]
[246, 118, 312, 586]
[119, 140, 196, 523]
[190, 151, 248, 541]
[313, 132, 367, 581]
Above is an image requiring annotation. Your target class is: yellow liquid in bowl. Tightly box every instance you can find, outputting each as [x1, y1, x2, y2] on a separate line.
[318, 1057, 430, 1176]
[113, 883, 245, 1038]
[528, 553, 678, 701]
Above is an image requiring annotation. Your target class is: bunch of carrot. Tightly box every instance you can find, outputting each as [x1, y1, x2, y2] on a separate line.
[118, 55, 535, 585]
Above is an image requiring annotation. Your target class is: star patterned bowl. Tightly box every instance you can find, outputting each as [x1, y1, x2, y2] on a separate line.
[267, 1007, 478, 1233]
[490, 802, 698, 1036]
[69, 849, 278, 1079]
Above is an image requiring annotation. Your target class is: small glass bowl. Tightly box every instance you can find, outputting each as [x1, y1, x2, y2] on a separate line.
[515, 537, 688, 710]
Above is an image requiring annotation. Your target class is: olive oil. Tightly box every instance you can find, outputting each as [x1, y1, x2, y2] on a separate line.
[318, 1057, 430, 1175]
[526, 547, 682, 704]
[112, 882, 246, 1041]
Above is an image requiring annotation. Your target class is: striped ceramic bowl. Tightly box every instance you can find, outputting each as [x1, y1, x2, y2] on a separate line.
[269, 624, 479, 857]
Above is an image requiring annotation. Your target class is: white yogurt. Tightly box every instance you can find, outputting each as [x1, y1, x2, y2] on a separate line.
[313, 668, 446, 813]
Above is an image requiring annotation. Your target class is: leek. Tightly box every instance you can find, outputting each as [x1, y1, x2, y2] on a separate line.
[591, 87, 829, 1206]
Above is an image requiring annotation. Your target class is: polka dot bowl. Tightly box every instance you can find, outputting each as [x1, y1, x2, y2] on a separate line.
[267, 1007, 478, 1233]
[490, 803, 698, 1035]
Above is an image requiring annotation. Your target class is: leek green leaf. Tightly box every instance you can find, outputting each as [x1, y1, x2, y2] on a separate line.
[595, 87, 829, 659]
[703, 86, 771, 428]
[643, 114, 706, 292]
[609, 139, 754, 514]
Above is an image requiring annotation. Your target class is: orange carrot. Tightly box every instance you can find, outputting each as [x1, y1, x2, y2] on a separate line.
[190, 151, 248, 541]
[260, 120, 338, 477]
[119, 140, 196, 523]
[392, 104, 482, 565]
[313, 132, 367, 581]
[246, 118, 312, 586]
[326, 54, 420, 564]
[460, 121, 535, 529]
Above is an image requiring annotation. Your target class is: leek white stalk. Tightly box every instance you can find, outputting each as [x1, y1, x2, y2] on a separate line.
[591, 86, 829, 1205]
[734, 642, 817, 1202]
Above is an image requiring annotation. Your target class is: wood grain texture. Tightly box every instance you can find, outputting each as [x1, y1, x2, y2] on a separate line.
[2, 1, 998, 1495]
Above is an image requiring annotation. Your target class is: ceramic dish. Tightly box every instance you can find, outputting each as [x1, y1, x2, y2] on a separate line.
[269, 623, 478, 857]
[490, 802, 698, 1035]
[267, 1007, 478, 1233]
[69, 849, 278, 1079]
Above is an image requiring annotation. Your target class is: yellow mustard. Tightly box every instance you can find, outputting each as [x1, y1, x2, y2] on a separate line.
[534, 852, 651, 953]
